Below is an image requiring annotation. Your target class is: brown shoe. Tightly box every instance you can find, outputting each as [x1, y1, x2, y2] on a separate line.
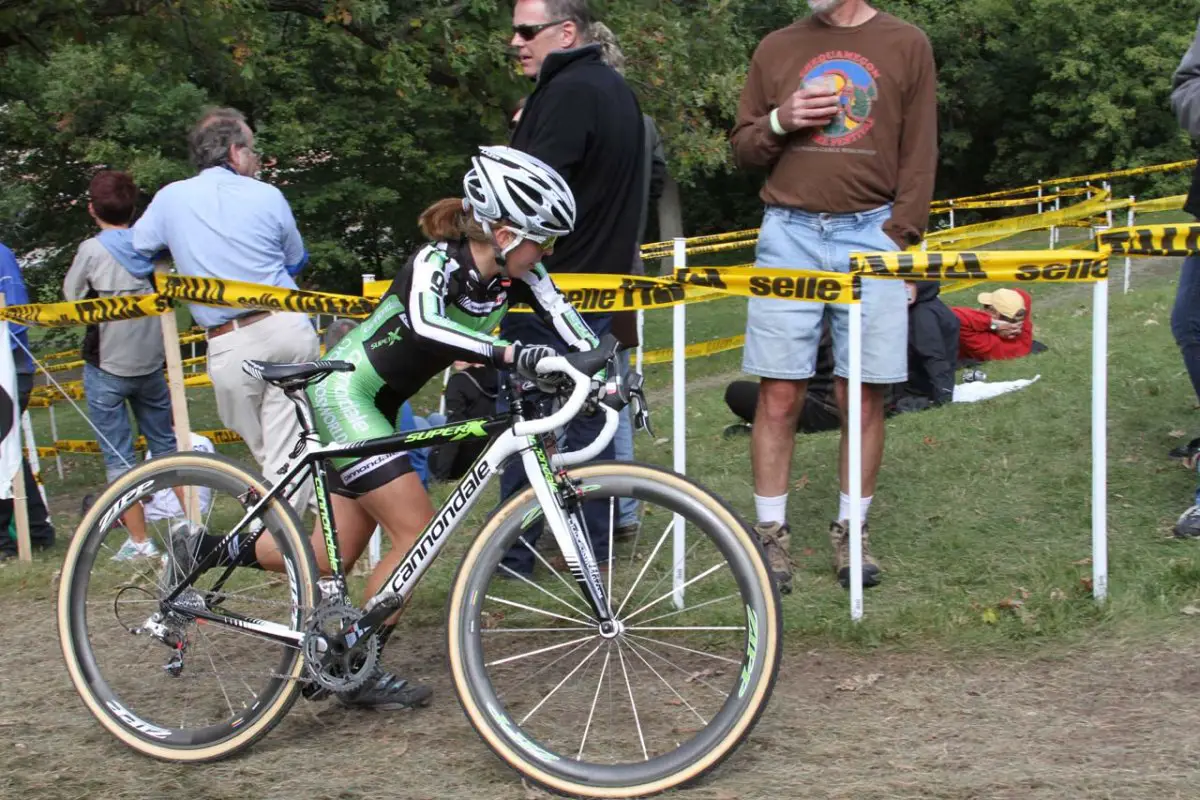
[753, 521, 793, 594]
[829, 520, 881, 589]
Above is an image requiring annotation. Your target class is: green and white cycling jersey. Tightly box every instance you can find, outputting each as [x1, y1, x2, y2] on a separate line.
[307, 238, 598, 495]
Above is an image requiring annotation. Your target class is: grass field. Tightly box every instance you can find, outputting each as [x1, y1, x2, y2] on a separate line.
[6, 215, 1200, 798]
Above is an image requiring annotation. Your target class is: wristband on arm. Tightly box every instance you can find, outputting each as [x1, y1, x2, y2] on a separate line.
[768, 108, 787, 137]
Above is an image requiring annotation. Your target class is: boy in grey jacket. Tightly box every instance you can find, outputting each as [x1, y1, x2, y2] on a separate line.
[63, 170, 177, 560]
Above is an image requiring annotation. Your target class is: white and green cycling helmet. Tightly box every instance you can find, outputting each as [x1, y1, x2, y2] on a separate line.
[463, 145, 576, 253]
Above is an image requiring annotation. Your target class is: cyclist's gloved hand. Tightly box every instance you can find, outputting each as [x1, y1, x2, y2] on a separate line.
[515, 344, 560, 392]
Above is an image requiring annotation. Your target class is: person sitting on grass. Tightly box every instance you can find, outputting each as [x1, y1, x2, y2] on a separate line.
[951, 288, 1043, 363]
[723, 322, 839, 437]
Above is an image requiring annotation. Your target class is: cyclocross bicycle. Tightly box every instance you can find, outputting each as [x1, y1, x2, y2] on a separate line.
[58, 335, 781, 798]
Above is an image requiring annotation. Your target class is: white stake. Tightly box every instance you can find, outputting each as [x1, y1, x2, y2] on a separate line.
[848, 288, 864, 621]
[21, 410, 46, 506]
[1123, 198, 1135, 294]
[672, 237, 687, 609]
[438, 367, 450, 417]
[46, 371, 62, 479]
[634, 309, 645, 375]
[1092, 278, 1109, 602]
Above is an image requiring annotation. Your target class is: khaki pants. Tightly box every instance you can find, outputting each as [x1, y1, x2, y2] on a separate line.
[207, 312, 320, 517]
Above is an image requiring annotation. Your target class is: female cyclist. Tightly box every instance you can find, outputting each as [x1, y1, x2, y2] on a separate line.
[165, 146, 599, 709]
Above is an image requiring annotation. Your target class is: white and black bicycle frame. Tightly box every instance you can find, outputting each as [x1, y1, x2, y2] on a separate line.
[159, 352, 624, 652]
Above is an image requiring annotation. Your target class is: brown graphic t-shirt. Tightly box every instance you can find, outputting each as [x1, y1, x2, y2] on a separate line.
[730, 12, 938, 248]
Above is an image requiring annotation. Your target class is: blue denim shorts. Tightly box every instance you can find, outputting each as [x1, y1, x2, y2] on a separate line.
[743, 205, 908, 384]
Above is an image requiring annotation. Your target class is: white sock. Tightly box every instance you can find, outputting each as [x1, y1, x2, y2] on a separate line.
[837, 493, 873, 522]
[754, 494, 788, 526]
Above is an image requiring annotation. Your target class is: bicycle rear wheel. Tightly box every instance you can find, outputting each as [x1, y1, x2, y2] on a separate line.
[57, 452, 318, 762]
[446, 462, 781, 798]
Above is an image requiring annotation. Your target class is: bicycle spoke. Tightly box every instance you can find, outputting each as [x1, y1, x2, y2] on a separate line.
[505, 637, 596, 697]
[520, 642, 602, 725]
[624, 633, 741, 666]
[626, 626, 746, 633]
[623, 637, 730, 700]
[625, 638, 709, 727]
[483, 626, 594, 634]
[623, 562, 727, 624]
[577, 643, 612, 761]
[616, 640, 649, 761]
[615, 517, 674, 617]
[196, 624, 258, 701]
[516, 534, 589, 607]
[631, 593, 740, 627]
[485, 594, 596, 627]
[625, 533, 707, 619]
[485, 633, 598, 668]
[497, 564, 597, 622]
[195, 630, 237, 718]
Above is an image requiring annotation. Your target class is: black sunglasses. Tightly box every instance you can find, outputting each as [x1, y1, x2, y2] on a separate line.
[512, 19, 567, 41]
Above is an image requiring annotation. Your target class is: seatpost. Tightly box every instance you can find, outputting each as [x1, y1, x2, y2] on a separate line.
[285, 387, 319, 459]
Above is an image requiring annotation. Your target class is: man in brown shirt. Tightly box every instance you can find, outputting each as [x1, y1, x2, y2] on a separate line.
[730, 0, 937, 593]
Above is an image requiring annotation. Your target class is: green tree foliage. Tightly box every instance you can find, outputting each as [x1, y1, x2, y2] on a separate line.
[0, 0, 1197, 298]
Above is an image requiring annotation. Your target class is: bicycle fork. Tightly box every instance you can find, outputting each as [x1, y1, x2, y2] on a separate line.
[523, 439, 615, 631]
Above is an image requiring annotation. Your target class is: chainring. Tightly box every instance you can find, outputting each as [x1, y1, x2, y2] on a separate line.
[302, 601, 379, 694]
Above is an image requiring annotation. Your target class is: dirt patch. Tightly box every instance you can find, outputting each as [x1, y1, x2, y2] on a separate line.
[5, 589, 1200, 800]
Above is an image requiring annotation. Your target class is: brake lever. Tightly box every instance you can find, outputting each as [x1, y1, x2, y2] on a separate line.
[624, 372, 656, 439]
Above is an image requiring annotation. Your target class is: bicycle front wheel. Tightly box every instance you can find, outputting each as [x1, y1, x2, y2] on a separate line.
[446, 462, 781, 798]
[57, 452, 319, 762]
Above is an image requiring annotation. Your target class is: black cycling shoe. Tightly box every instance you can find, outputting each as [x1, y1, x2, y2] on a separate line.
[336, 671, 433, 711]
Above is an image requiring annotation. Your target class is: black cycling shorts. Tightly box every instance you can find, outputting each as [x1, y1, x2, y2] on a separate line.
[325, 452, 414, 499]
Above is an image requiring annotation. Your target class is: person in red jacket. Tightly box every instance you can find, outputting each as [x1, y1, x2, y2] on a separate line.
[952, 288, 1034, 362]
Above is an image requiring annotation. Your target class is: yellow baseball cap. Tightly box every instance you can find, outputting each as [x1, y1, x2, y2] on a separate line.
[978, 288, 1026, 320]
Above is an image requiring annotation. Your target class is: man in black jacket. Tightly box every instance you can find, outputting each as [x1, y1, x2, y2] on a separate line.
[892, 281, 959, 413]
[500, 0, 646, 577]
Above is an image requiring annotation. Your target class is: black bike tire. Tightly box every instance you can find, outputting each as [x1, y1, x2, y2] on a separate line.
[445, 461, 782, 798]
[57, 451, 319, 762]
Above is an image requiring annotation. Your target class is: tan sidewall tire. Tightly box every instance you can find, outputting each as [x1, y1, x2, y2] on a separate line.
[446, 462, 781, 798]
[57, 452, 317, 762]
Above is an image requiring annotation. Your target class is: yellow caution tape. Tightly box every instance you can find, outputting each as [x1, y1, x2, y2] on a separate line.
[938, 159, 1196, 204]
[640, 228, 761, 256]
[1132, 195, 1186, 214]
[0, 293, 169, 328]
[930, 186, 1095, 212]
[925, 189, 1114, 251]
[368, 274, 730, 312]
[39, 358, 85, 374]
[43, 429, 244, 456]
[850, 248, 1109, 283]
[1042, 159, 1197, 188]
[41, 346, 84, 362]
[675, 266, 862, 303]
[643, 238, 759, 259]
[157, 274, 376, 318]
[1097, 223, 1200, 256]
[195, 429, 244, 444]
[642, 334, 746, 365]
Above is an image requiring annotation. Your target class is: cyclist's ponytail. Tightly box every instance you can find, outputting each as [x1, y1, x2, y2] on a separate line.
[418, 198, 489, 243]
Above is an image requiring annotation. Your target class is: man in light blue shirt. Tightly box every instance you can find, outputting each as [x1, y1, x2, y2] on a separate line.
[126, 107, 319, 516]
